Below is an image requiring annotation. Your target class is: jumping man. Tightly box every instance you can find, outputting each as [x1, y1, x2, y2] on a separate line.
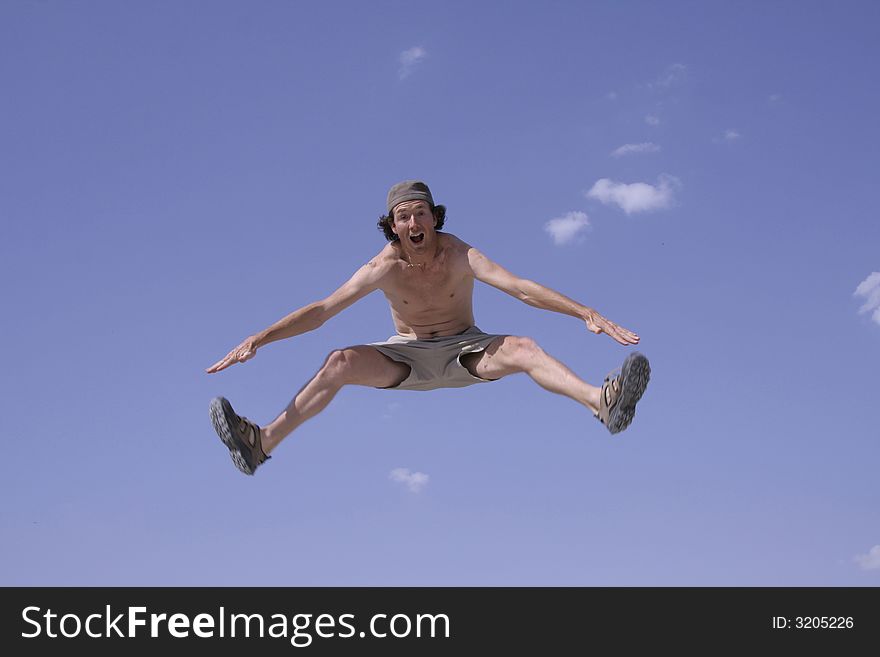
[207, 181, 650, 475]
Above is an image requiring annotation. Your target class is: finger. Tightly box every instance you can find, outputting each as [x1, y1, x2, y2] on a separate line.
[602, 328, 623, 345]
[206, 362, 225, 374]
[610, 326, 634, 343]
[610, 327, 636, 346]
[609, 331, 628, 345]
[206, 359, 225, 373]
[610, 324, 639, 343]
[602, 322, 622, 338]
[211, 355, 236, 373]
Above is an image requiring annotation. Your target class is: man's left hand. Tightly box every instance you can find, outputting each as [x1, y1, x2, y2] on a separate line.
[584, 309, 640, 346]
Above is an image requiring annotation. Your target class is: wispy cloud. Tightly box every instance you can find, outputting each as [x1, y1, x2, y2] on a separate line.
[381, 401, 402, 420]
[586, 175, 680, 215]
[606, 91, 618, 101]
[645, 114, 660, 126]
[611, 142, 661, 158]
[712, 129, 741, 144]
[854, 272, 880, 326]
[389, 467, 429, 493]
[650, 63, 687, 89]
[854, 544, 880, 570]
[544, 211, 590, 246]
[769, 94, 782, 104]
[399, 46, 426, 79]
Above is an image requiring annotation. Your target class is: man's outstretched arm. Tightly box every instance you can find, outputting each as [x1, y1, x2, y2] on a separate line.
[206, 256, 390, 373]
[467, 246, 640, 346]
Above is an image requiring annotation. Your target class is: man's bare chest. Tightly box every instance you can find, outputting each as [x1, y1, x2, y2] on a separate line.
[384, 249, 475, 307]
[393, 267, 462, 302]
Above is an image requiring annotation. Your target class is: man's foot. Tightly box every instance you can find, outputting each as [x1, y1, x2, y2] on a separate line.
[209, 397, 270, 475]
[595, 352, 650, 435]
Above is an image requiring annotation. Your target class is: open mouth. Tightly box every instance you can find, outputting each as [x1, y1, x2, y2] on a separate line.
[409, 233, 425, 244]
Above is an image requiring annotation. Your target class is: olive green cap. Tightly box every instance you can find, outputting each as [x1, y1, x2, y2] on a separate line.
[386, 180, 434, 213]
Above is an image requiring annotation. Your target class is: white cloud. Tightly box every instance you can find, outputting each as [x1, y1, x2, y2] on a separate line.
[645, 114, 660, 126]
[769, 94, 782, 103]
[389, 467, 429, 493]
[611, 142, 661, 158]
[650, 63, 687, 89]
[854, 544, 880, 570]
[586, 175, 680, 214]
[854, 272, 880, 326]
[606, 91, 618, 101]
[381, 401, 402, 420]
[713, 129, 742, 144]
[544, 211, 590, 246]
[399, 46, 426, 79]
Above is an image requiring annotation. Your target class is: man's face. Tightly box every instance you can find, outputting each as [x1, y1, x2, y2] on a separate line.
[391, 200, 435, 249]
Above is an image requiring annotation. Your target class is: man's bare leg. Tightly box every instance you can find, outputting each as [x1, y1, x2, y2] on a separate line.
[461, 336, 602, 414]
[261, 346, 410, 453]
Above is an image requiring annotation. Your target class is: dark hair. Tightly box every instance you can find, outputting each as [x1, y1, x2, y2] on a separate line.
[377, 204, 446, 241]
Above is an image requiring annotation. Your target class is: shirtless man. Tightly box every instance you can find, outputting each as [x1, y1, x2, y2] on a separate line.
[207, 181, 650, 475]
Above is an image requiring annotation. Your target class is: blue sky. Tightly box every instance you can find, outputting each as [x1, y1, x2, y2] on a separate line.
[2, 0, 879, 586]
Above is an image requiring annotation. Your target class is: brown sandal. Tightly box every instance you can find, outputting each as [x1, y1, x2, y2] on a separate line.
[210, 397, 270, 475]
[595, 352, 650, 435]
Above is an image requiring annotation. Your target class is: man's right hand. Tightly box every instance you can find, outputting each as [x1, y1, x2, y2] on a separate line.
[206, 337, 258, 374]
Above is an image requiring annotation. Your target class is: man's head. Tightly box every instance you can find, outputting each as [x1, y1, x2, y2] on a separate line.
[378, 180, 446, 242]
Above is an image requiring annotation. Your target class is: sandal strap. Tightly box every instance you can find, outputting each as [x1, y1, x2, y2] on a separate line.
[239, 416, 270, 464]
[596, 371, 622, 425]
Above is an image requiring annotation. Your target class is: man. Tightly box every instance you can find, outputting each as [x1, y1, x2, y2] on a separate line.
[207, 181, 650, 475]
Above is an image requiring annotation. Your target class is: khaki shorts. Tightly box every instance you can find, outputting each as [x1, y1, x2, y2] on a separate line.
[369, 326, 507, 391]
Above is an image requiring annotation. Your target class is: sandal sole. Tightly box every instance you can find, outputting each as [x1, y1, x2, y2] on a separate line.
[210, 397, 257, 475]
[607, 352, 650, 435]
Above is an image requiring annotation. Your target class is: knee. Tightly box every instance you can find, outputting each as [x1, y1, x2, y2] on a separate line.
[319, 349, 356, 384]
[502, 336, 542, 368]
